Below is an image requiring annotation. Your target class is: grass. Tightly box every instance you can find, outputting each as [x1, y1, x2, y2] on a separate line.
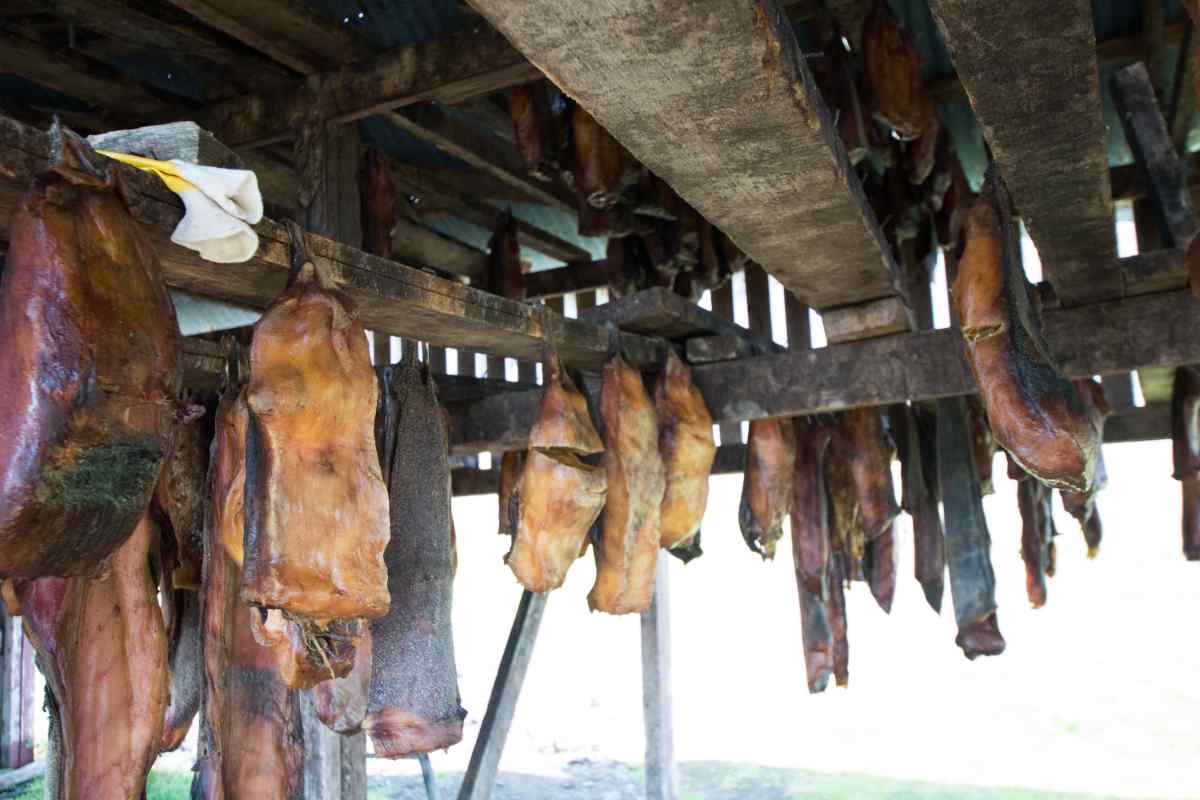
[0, 769, 193, 800]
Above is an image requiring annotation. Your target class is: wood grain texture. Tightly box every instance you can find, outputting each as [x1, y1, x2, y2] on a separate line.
[448, 289, 1200, 452]
[578, 287, 780, 352]
[927, 0, 1118, 305]
[468, 0, 898, 309]
[0, 114, 660, 369]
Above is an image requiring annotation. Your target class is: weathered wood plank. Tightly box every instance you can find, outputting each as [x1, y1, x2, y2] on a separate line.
[201, 28, 540, 148]
[821, 296, 912, 345]
[1111, 62, 1199, 249]
[927, 0, 1119, 305]
[391, 216, 488, 279]
[0, 114, 661, 369]
[524, 261, 609, 299]
[578, 288, 780, 352]
[457, 590, 547, 800]
[469, 0, 898, 310]
[1105, 402, 1169, 443]
[685, 335, 754, 364]
[448, 289, 1200, 452]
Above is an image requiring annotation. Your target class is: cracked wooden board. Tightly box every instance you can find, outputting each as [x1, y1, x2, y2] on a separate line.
[467, 0, 898, 310]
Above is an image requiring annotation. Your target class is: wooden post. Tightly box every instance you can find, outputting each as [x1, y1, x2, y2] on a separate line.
[457, 591, 548, 800]
[297, 119, 367, 800]
[640, 553, 677, 800]
[0, 612, 34, 770]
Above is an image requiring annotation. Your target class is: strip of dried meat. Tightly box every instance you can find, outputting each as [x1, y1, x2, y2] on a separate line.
[655, 350, 715, 562]
[507, 353, 606, 591]
[1059, 379, 1110, 558]
[571, 105, 622, 209]
[242, 228, 390, 624]
[827, 552, 850, 688]
[0, 124, 182, 578]
[365, 361, 464, 757]
[160, 581, 202, 752]
[589, 350, 666, 614]
[1172, 365, 1200, 560]
[863, 0, 926, 139]
[1014, 466, 1054, 609]
[154, 408, 208, 590]
[314, 628, 373, 735]
[938, 396, 1005, 659]
[360, 147, 395, 258]
[953, 168, 1100, 492]
[791, 417, 834, 692]
[894, 403, 945, 612]
[497, 450, 524, 537]
[18, 512, 168, 799]
[740, 418, 796, 560]
[487, 208, 524, 300]
[836, 407, 899, 543]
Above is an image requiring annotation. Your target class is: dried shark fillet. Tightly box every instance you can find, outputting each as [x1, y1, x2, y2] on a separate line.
[242, 230, 390, 623]
[825, 429, 865, 580]
[937, 396, 1005, 659]
[510, 82, 567, 179]
[193, 384, 301, 800]
[1015, 471, 1054, 609]
[655, 349, 716, 562]
[160, 579, 202, 752]
[1060, 379, 1110, 558]
[497, 450, 524, 537]
[953, 168, 1100, 492]
[863, 0, 926, 139]
[739, 418, 796, 560]
[790, 417, 834, 693]
[827, 552, 850, 688]
[571, 104, 622, 209]
[19, 512, 168, 800]
[589, 351, 666, 615]
[837, 408, 900, 543]
[314, 628, 373, 735]
[507, 354, 607, 592]
[965, 395, 997, 496]
[154, 409, 209, 590]
[894, 403, 945, 612]
[365, 362, 464, 757]
[1172, 365, 1200, 560]
[0, 123, 181, 578]
[865, 521, 897, 614]
[361, 147, 395, 258]
[487, 208, 524, 300]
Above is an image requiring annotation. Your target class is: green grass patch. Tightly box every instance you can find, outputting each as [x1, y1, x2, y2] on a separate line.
[0, 769, 193, 800]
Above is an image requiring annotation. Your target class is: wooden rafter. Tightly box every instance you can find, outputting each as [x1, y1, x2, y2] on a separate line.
[468, 0, 898, 311]
[927, 0, 1118, 305]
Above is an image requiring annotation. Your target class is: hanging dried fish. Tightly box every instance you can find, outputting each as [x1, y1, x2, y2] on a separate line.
[0, 123, 182, 578]
[906, 94, 940, 185]
[865, 521, 897, 614]
[1014, 466, 1054, 609]
[740, 418, 796, 560]
[894, 403, 945, 612]
[825, 429, 865, 580]
[507, 353, 606, 592]
[242, 226, 390, 626]
[862, 0, 926, 139]
[571, 104, 622, 209]
[360, 147, 395, 258]
[365, 361, 464, 757]
[938, 396, 1005, 659]
[837, 407, 899, 543]
[487, 208, 524, 300]
[194, 385, 302, 800]
[953, 167, 1100, 492]
[1060, 379, 1110, 558]
[655, 349, 716, 562]
[827, 552, 850, 688]
[510, 82, 566, 179]
[497, 450, 524, 537]
[314, 628, 373, 735]
[965, 395, 997, 495]
[589, 350, 666, 614]
[18, 512, 168, 800]
[160, 575, 202, 752]
[791, 417, 834, 692]
[1172, 365, 1200, 560]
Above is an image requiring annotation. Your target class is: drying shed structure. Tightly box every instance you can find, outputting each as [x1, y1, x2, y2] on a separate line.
[0, 1, 1198, 798]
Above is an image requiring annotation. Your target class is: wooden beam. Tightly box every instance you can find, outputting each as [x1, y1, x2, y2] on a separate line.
[0, 114, 660, 369]
[469, 0, 898, 310]
[821, 296, 912, 344]
[577, 287, 780, 352]
[201, 27, 540, 148]
[927, 0, 1118, 305]
[523, 260, 609, 299]
[457, 590, 547, 800]
[1105, 402, 1170, 443]
[640, 554, 677, 800]
[448, 288, 1200, 452]
[391, 216, 488, 279]
[1111, 62, 1199, 249]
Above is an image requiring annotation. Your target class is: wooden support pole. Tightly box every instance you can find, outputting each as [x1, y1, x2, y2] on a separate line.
[640, 553, 677, 800]
[1112, 62, 1200, 249]
[457, 591, 548, 800]
[0, 612, 34, 770]
[709, 282, 742, 445]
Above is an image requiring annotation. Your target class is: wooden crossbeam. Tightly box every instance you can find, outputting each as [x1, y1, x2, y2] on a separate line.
[447, 287, 1200, 453]
[200, 27, 540, 149]
[0, 114, 660, 368]
[927, 0, 1118, 305]
[469, 0, 897, 311]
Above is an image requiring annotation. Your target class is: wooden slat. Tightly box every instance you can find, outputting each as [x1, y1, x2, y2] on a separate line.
[524, 261, 609, 299]
[457, 591, 547, 800]
[578, 287, 780, 352]
[0, 114, 661, 369]
[927, 0, 1119, 305]
[448, 288, 1200, 453]
[821, 296, 912, 344]
[469, 0, 898, 310]
[201, 27, 540, 148]
[709, 282, 743, 445]
[391, 216, 488, 278]
[1111, 62, 1199, 249]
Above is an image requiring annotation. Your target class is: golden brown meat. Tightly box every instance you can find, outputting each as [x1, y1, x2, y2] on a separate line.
[361, 147, 395, 258]
[1060, 380, 1110, 558]
[953, 168, 1100, 492]
[739, 418, 796, 560]
[862, 0, 926, 138]
[247, 608, 357, 689]
[0, 124, 181, 578]
[571, 105, 622, 209]
[655, 349, 716, 561]
[315, 628, 373, 735]
[365, 362, 464, 757]
[510, 82, 567, 179]
[836, 407, 899, 542]
[1015, 471, 1053, 609]
[825, 435, 866, 580]
[589, 352, 666, 614]
[18, 512, 168, 800]
[1172, 365, 1200, 560]
[497, 450, 524, 537]
[507, 354, 607, 592]
[194, 384, 302, 800]
[242, 232, 390, 623]
[154, 410, 208, 590]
